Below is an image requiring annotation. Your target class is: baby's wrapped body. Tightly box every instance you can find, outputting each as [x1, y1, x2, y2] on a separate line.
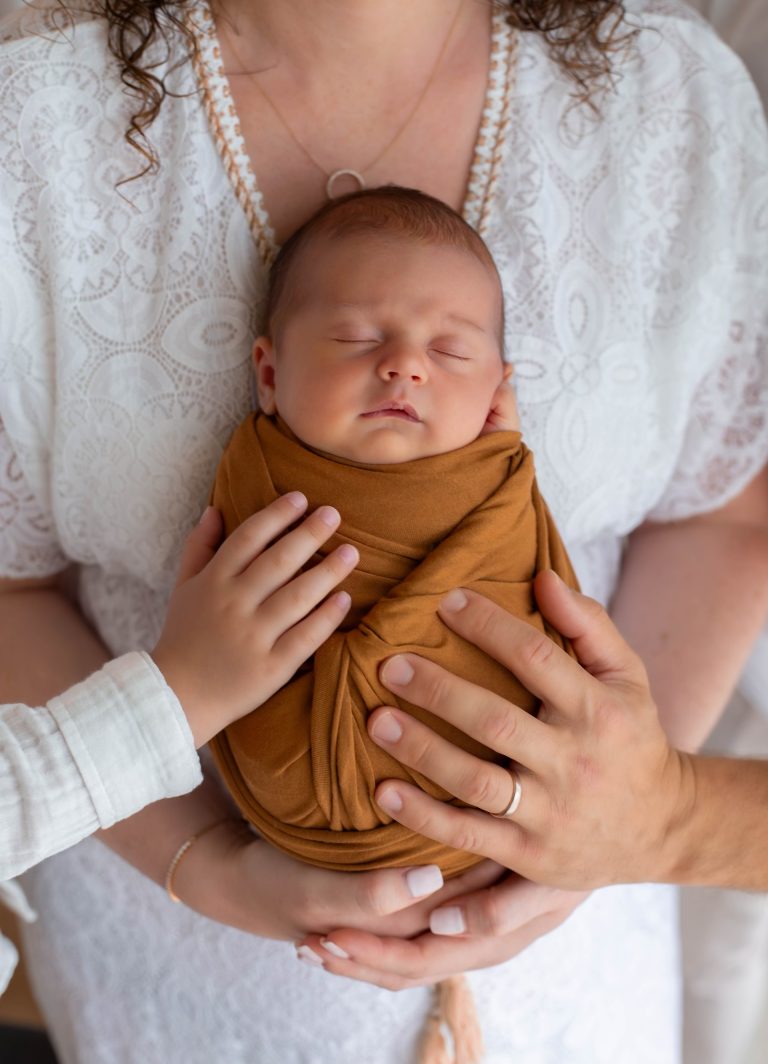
[210, 414, 578, 876]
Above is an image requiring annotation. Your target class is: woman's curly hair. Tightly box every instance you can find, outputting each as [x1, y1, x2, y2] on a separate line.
[98, 0, 632, 181]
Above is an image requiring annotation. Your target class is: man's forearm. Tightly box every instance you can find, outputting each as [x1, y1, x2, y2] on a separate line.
[668, 755, 768, 889]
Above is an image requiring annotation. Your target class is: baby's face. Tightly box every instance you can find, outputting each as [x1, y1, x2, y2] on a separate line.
[255, 232, 506, 464]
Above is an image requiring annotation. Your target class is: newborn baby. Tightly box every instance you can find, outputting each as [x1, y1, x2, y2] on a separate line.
[209, 186, 578, 876]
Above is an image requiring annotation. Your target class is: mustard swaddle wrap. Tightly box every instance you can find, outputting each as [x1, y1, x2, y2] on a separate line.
[209, 414, 579, 876]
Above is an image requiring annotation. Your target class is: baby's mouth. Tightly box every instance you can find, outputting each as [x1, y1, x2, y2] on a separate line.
[361, 400, 421, 422]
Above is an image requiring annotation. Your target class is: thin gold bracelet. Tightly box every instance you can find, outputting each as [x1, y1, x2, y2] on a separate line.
[164, 819, 234, 904]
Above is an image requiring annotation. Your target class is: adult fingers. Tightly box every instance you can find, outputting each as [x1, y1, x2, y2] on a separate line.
[262, 542, 359, 633]
[377, 656, 554, 772]
[211, 492, 309, 576]
[533, 570, 648, 687]
[174, 507, 224, 585]
[297, 908, 573, 988]
[323, 864, 446, 923]
[428, 876, 587, 939]
[296, 930, 435, 990]
[433, 587, 606, 716]
[373, 779, 528, 870]
[368, 703, 549, 814]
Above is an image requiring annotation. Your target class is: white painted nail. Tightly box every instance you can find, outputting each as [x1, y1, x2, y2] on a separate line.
[296, 945, 324, 966]
[320, 939, 350, 960]
[430, 906, 467, 936]
[405, 865, 444, 898]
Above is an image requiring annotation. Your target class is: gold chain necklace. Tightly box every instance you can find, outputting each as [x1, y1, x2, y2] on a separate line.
[225, 2, 465, 200]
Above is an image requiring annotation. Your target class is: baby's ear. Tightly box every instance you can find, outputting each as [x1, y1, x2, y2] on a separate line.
[253, 336, 277, 415]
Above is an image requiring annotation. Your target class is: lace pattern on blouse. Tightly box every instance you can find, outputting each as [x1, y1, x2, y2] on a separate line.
[0, 418, 67, 579]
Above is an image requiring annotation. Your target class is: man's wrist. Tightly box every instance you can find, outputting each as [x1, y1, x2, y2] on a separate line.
[654, 748, 700, 885]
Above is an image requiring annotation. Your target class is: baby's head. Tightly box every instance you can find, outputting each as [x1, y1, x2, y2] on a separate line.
[254, 186, 512, 464]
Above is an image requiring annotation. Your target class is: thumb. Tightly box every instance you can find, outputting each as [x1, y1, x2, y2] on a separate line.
[534, 570, 647, 687]
[175, 507, 224, 586]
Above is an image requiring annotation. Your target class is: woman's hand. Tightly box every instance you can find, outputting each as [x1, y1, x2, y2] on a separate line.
[169, 815, 505, 942]
[152, 494, 357, 746]
[297, 876, 588, 988]
[365, 571, 695, 890]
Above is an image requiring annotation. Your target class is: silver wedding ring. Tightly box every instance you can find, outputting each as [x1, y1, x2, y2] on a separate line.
[491, 767, 523, 819]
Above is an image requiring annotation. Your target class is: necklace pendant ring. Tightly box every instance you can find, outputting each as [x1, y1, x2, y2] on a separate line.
[326, 169, 366, 199]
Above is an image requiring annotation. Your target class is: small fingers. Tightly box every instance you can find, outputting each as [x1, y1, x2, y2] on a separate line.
[263, 542, 359, 632]
[175, 507, 224, 585]
[212, 492, 309, 576]
[244, 504, 344, 602]
[271, 589, 352, 674]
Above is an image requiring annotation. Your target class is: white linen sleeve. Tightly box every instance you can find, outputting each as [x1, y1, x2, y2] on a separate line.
[0, 651, 202, 882]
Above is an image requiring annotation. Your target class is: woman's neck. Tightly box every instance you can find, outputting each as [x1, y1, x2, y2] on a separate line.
[213, 0, 474, 85]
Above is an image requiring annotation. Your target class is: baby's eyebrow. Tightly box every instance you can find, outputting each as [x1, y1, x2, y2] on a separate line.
[444, 312, 488, 335]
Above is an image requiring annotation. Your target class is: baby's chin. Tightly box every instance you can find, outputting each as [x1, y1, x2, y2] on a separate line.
[334, 425, 478, 465]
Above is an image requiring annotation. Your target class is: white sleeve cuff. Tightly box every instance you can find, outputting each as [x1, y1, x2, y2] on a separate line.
[48, 652, 202, 829]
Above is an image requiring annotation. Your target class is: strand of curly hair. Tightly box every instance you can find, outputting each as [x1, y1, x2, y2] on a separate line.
[95, 0, 633, 183]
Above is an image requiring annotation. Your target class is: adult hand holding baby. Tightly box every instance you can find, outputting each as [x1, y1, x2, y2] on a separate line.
[367, 573, 688, 889]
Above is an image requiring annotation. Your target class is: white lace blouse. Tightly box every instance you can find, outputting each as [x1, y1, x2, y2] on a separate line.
[0, 1, 767, 1061]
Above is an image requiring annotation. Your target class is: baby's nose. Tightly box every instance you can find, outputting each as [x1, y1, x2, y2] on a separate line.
[377, 343, 428, 382]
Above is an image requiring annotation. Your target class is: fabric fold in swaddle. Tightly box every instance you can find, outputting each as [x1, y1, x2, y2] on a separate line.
[209, 414, 578, 876]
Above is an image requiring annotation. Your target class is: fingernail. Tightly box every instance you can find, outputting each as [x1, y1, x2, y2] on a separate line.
[383, 655, 414, 687]
[331, 591, 351, 610]
[405, 865, 444, 898]
[376, 786, 403, 814]
[440, 589, 468, 613]
[318, 506, 340, 527]
[284, 491, 307, 509]
[198, 505, 214, 524]
[320, 939, 350, 960]
[430, 906, 466, 936]
[296, 945, 324, 967]
[337, 544, 358, 564]
[370, 711, 402, 744]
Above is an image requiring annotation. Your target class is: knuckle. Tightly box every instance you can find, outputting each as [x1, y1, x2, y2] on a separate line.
[579, 593, 605, 622]
[477, 885, 507, 936]
[355, 871, 392, 917]
[448, 818, 484, 857]
[418, 664, 453, 709]
[462, 768, 502, 812]
[404, 730, 434, 770]
[519, 630, 555, 671]
[467, 599, 501, 644]
[480, 702, 518, 749]
[270, 542, 297, 573]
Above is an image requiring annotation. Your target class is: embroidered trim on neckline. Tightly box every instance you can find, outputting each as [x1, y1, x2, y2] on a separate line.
[188, 1, 516, 263]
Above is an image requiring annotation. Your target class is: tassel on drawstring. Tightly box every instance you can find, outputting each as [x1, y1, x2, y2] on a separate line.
[417, 976, 484, 1064]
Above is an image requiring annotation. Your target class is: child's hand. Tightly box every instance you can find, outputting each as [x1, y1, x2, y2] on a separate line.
[480, 363, 520, 435]
[152, 494, 356, 746]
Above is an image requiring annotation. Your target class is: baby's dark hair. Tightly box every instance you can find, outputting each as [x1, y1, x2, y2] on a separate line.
[265, 186, 505, 346]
